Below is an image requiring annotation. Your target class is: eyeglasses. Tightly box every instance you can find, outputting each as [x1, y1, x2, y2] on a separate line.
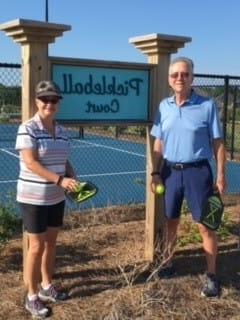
[38, 97, 60, 104]
[169, 72, 190, 79]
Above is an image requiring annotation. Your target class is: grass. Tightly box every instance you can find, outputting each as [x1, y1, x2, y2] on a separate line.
[0, 200, 21, 245]
[0, 200, 240, 320]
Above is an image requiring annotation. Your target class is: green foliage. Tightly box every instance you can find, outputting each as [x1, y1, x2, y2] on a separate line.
[226, 122, 240, 152]
[0, 201, 21, 245]
[227, 108, 240, 122]
[217, 213, 232, 240]
[0, 85, 21, 106]
[181, 199, 189, 215]
[1, 104, 21, 114]
[114, 126, 146, 137]
[99, 125, 146, 138]
[0, 112, 10, 123]
[178, 210, 232, 248]
[178, 220, 202, 247]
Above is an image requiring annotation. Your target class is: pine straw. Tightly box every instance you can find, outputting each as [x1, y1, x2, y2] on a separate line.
[0, 203, 240, 320]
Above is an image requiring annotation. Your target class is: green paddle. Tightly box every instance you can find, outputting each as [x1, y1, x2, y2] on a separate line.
[67, 181, 98, 203]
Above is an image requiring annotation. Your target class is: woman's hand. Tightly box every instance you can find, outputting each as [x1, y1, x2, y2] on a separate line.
[59, 177, 79, 192]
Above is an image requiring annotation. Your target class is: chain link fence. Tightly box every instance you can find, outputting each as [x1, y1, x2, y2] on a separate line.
[193, 74, 240, 160]
[0, 63, 239, 214]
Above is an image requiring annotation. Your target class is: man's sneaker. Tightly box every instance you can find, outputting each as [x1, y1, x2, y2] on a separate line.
[201, 273, 220, 297]
[25, 296, 49, 318]
[158, 264, 176, 279]
[39, 284, 69, 302]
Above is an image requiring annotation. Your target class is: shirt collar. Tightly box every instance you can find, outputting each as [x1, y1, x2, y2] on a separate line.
[33, 113, 44, 130]
[33, 113, 57, 131]
[169, 89, 198, 105]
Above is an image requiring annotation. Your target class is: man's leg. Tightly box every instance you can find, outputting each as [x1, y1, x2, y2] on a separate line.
[197, 223, 217, 274]
[164, 218, 180, 264]
[198, 223, 220, 297]
[157, 218, 180, 278]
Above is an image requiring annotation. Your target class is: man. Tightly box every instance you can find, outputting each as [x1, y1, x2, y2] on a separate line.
[150, 57, 226, 297]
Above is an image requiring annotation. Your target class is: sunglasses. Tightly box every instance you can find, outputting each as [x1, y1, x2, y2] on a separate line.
[38, 97, 60, 104]
[169, 72, 190, 79]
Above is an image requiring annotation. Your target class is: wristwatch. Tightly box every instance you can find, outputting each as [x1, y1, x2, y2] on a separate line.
[151, 171, 161, 176]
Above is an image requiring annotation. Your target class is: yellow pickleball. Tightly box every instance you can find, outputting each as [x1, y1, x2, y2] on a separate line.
[156, 184, 165, 195]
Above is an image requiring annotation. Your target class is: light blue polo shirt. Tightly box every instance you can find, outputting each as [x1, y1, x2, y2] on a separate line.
[150, 90, 223, 162]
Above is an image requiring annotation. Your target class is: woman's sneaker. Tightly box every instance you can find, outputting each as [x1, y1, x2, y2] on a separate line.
[201, 273, 220, 297]
[39, 284, 69, 302]
[25, 296, 49, 318]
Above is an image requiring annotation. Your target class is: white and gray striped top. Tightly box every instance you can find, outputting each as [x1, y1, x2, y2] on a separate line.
[15, 113, 70, 205]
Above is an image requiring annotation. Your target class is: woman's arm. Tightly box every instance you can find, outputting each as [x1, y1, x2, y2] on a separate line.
[20, 149, 78, 191]
[65, 160, 76, 178]
[21, 149, 59, 184]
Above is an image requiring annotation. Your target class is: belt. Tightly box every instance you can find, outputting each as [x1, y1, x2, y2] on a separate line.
[166, 159, 208, 170]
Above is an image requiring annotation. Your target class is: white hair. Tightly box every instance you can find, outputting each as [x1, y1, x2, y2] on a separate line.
[169, 57, 194, 74]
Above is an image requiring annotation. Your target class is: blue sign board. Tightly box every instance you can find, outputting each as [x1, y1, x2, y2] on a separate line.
[52, 61, 150, 122]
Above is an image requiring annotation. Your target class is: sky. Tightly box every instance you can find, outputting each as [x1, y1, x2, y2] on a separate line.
[0, 0, 239, 76]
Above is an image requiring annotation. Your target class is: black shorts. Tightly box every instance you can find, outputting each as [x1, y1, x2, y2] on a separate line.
[19, 201, 65, 234]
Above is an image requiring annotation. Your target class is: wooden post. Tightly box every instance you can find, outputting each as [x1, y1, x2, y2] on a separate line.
[129, 34, 192, 261]
[0, 19, 71, 284]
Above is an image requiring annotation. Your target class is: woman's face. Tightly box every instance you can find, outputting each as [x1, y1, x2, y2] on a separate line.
[35, 95, 60, 119]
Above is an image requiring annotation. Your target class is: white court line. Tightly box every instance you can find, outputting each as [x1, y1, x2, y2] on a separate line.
[0, 148, 19, 159]
[77, 170, 145, 178]
[0, 179, 17, 184]
[1, 142, 145, 159]
[0, 170, 145, 184]
[71, 145, 93, 148]
[73, 139, 145, 158]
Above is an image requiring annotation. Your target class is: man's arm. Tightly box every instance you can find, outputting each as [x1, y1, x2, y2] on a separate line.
[150, 138, 164, 193]
[212, 138, 227, 195]
[152, 138, 164, 173]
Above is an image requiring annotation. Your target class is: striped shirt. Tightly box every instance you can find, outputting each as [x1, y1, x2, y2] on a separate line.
[15, 113, 70, 205]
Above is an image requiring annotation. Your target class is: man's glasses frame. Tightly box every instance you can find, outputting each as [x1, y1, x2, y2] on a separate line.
[169, 72, 190, 79]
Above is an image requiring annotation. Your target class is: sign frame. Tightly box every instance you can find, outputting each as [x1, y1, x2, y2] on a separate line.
[50, 57, 154, 124]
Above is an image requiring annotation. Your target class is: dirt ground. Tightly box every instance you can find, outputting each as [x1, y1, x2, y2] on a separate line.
[0, 201, 240, 320]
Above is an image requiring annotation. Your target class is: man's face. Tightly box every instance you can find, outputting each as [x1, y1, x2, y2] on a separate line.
[168, 61, 193, 95]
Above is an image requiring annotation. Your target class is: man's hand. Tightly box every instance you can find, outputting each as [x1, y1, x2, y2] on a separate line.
[150, 174, 163, 193]
[215, 175, 227, 195]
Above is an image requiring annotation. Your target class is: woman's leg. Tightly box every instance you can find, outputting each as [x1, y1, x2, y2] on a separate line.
[41, 227, 60, 287]
[26, 232, 45, 295]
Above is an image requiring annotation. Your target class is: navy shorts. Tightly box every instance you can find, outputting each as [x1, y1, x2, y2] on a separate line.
[161, 160, 213, 222]
[19, 201, 65, 234]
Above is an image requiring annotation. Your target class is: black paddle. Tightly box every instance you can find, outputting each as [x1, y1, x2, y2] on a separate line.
[200, 191, 224, 230]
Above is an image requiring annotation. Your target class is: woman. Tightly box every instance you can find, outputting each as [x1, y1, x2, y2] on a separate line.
[15, 80, 78, 318]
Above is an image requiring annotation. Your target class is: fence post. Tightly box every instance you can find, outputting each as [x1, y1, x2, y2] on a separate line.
[222, 76, 230, 143]
[230, 86, 237, 159]
[129, 34, 191, 261]
[0, 19, 71, 284]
